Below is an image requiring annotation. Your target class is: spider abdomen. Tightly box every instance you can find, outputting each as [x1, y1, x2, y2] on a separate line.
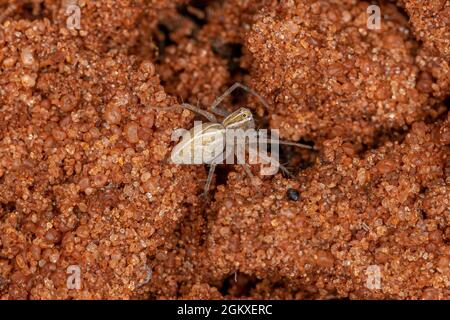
[171, 123, 226, 164]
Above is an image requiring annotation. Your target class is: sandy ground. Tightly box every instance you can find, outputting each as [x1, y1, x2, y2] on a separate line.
[0, 0, 448, 299]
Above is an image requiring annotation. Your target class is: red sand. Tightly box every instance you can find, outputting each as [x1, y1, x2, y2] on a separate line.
[0, 0, 448, 299]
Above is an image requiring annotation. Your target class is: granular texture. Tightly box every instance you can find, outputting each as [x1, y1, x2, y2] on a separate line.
[0, 18, 203, 299]
[246, 1, 446, 148]
[0, 0, 188, 55]
[154, 3, 234, 108]
[201, 118, 449, 299]
[396, 0, 450, 99]
[396, 0, 449, 58]
[0, 0, 449, 300]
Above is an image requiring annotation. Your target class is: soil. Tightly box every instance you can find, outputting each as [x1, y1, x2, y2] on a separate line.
[0, 0, 448, 299]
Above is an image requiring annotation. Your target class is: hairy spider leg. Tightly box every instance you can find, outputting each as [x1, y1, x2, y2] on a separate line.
[247, 144, 293, 178]
[201, 144, 233, 196]
[241, 163, 262, 189]
[181, 103, 218, 123]
[210, 82, 270, 116]
[150, 103, 218, 123]
[259, 138, 315, 150]
[203, 163, 217, 197]
[210, 105, 230, 118]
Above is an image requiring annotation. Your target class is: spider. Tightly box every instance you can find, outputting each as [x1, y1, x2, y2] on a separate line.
[153, 82, 313, 196]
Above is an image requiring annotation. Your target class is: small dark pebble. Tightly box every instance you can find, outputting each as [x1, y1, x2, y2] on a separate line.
[286, 188, 300, 201]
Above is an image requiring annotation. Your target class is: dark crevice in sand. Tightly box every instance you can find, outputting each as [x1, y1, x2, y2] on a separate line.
[176, 0, 210, 27]
[361, 127, 409, 155]
[0, 202, 16, 217]
[0, 1, 49, 22]
[210, 164, 232, 190]
[361, 106, 448, 157]
[21, 2, 44, 20]
[278, 141, 318, 176]
[154, 23, 175, 62]
[211, 41, 247, 78]
[217, 272, 260, 298]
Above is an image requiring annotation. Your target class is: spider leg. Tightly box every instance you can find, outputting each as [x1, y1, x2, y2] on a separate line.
[181, 103, 218, 122]
[278, 163, 293, 177]
[201, 146, 229, 196]
[202, 163, 217, 197]
[210, 82, 270, 114]
[150, 103, 218, 123]
[241, 163, 262, 188]
[259, 138, 315, 150]
[194, 95, 229, 118]
[211, 106, 230, 118]
[249, 145, 293, 178]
